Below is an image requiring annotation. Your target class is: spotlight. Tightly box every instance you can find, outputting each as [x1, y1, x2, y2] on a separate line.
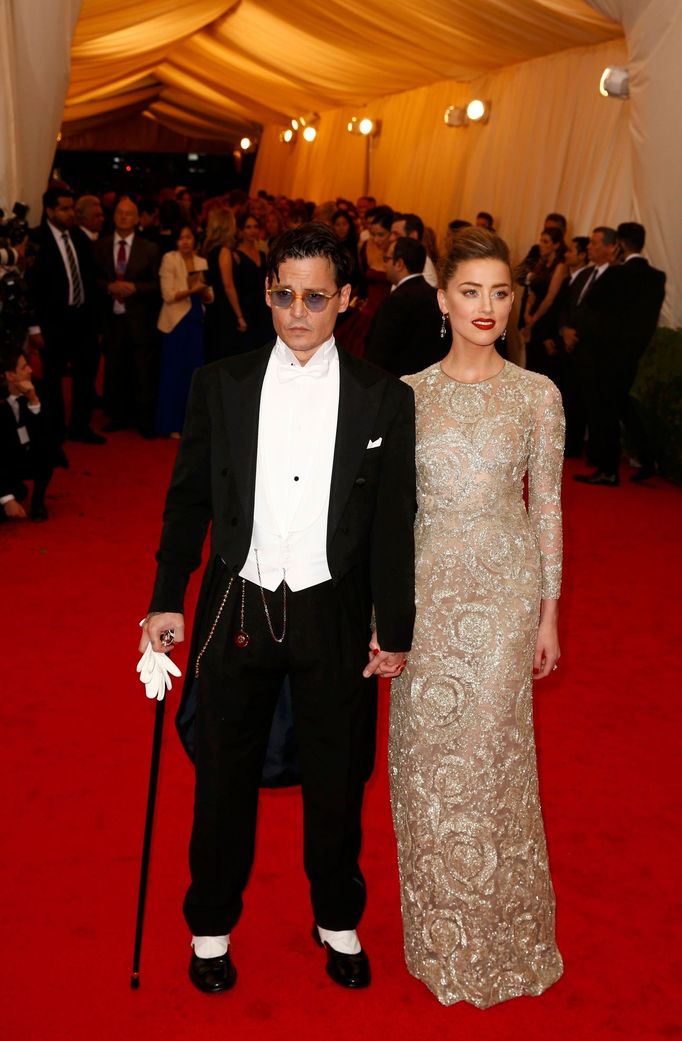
[466, 99, 491, 124]
[302, 126, 317, 142]
[444, 106, 467, 128]
[279, 127, 295, 144]
[599, 67, 629, 99]
[347, 116, 380, 137]
[291, 119, 299, 131]
[240, 137, 252, 151]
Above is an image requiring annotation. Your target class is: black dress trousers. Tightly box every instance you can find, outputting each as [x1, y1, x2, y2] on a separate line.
[183, 564, 377, 937]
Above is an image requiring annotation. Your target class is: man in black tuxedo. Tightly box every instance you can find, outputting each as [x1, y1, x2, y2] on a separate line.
[26, 188, 103, 447]
[574, 223, 665, 485]
[94, 197, 160, 437]
[365, 237, 447, 375]
[552, 235, 591, 455]
[139, 224, 416, 994]
[0, 343, 54, 521]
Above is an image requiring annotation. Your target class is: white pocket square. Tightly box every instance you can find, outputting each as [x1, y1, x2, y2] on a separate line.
[367, 437, 382, 449]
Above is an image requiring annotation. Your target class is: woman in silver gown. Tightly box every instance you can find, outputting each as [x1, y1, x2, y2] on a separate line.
[389, 228, 564, 1008]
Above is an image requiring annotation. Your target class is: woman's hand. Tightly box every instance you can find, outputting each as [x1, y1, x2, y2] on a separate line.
[237, 316, 247, 332]
[533, 604, 560, 679]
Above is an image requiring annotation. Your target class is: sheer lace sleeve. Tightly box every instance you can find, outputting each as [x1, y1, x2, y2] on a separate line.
[528, 380, 565, 600]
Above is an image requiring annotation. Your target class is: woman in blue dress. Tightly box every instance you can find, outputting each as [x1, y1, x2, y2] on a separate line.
[156, 223, 213, 437]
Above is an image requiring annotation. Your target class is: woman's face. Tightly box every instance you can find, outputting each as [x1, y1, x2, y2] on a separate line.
[369, 222, 391, 250]
[538, 233, 556, 259]
[177, 227, 195, 254]
[264, 211, 280, 236]
[438, 258, 513, 348]
[334, 215, 351, 240]
[241, 217, 261, 242]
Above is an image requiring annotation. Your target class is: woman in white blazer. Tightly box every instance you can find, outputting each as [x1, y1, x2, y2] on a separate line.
[156, 224, 214, 437]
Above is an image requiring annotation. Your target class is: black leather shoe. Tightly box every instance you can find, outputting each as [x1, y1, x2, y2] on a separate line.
[30, 503, 48, 522]
[573, 470, 619, 486]
[630, 467, 656, 483]
[188, 949, 237, 994]
[69, 428, 106, 445]
[312, 925, 371, 989]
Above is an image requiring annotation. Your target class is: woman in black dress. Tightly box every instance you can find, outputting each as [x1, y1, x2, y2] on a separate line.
[232, 212, 274, 352]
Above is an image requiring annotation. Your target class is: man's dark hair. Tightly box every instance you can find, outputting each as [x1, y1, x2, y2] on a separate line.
[477, 211, 494, 229]
[616, 221, 645, 254]
[448, 219, 472, 233]
[139, 197, 159, 216]
[0, 341, 26, 378]
[392, 237, 426, 274]
[572, 235, 590, 257]
[43, 187, 75, 210]
[400, 213, 425, 240]
[266, 222, 355, 288]
[544, 212, 567, 232]
[593, 225, 618, 246]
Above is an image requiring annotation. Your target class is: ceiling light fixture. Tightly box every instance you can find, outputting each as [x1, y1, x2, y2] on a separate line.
[599, 67, 629, 99]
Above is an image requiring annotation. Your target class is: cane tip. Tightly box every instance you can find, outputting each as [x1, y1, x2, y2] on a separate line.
[130, 973, 140, 989]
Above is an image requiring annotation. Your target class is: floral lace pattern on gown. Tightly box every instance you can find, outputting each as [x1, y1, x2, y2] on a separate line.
[389, 361, 565, 1008]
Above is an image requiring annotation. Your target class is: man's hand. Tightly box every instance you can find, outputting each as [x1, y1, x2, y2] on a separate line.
[3, 500, 27, 520]
[138, 612, 185, 653]
[363, 631, 408, 679]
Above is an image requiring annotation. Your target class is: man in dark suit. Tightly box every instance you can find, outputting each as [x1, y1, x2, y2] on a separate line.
[574, 223, 665, 485]
[365, 237, 447, 375]
[0, 343, 54, 521]
[139, 224, 416, 994]
[553, 235, 591, 456]
[94, 197, 160, 437]
[26, 188, 103, 447]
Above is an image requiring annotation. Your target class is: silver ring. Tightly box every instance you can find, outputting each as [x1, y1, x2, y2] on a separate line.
[160, 629, 175, 648]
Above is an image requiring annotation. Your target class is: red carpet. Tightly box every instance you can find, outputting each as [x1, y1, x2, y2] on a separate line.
[2, 430, 680, 1041]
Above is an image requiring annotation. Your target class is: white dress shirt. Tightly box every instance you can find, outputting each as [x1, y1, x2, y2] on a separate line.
[240, 337, 340, 592]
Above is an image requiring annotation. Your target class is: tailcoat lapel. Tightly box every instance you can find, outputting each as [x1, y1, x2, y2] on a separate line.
[220, 346, 271, 525]
[327, 350, 384, 545]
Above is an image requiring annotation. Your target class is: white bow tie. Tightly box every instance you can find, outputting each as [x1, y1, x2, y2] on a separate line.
[277, 360, 327, 383]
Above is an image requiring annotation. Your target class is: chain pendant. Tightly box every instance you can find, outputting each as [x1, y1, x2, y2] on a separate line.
[233, 631, 250, 649]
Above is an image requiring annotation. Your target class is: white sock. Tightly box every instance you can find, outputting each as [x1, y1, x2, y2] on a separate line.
[317, 926, 361, 955]
[192, 934, 229, 958]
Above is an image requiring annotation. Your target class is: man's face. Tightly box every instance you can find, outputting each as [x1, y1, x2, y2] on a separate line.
[47, 196, 75, 231]
[383, 244, 402, 286]
[5, 354, 32, 393]
[83, 203, 104, 234]
[114, 199, 139, 236]
[390, 219, 407, 243]
[588, 231, 613, 266]
[266, 255, 351, 360]
[565, 240, 586, 269]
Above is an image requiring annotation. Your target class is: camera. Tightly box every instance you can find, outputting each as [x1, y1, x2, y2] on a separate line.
[0, 202, 30, 266]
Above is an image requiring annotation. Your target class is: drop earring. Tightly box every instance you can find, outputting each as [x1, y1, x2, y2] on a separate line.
[501, 327, 507, 341]
[440, 312, 448, 339]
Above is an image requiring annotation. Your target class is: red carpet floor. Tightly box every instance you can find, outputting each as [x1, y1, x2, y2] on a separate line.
[2, 429, 681, 1041]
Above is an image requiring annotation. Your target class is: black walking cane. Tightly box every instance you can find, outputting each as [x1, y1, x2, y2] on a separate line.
[130, 694, 166, 989]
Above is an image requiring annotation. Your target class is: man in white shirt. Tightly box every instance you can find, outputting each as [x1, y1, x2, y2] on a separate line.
[390, 212, 438, 287]
[139, 223, 416, 995]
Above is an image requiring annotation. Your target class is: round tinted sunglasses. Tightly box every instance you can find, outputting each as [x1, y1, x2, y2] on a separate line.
[267, 287, 341, 313]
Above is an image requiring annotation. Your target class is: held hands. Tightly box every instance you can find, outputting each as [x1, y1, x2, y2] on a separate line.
[363, 631, 408, 679]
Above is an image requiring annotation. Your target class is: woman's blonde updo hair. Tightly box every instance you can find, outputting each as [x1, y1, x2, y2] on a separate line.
[438, 227, 511, 290]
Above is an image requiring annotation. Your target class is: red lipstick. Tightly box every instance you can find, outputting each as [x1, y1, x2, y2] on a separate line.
[472, 319, 496, 330]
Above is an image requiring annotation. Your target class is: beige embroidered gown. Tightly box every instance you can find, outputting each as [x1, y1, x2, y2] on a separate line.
[389, 361, 565, 1008]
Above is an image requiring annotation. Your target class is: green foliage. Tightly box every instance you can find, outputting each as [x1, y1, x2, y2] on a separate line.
[631, 326, 682, 484]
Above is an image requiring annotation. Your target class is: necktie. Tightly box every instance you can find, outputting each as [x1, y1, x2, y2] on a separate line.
[116, 239, 127, 279]
[577, 266, 598, 306]
[62, 232, 84, 307]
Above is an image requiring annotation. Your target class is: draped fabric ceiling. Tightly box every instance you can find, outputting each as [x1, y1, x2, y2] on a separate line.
[61, 0, 621, 145]
[2, 0, 680, 322]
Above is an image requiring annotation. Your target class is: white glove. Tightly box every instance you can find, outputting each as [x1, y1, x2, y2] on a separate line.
[136, 642, 182, 701]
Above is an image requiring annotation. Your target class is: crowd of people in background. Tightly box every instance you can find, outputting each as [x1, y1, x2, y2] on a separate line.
[0, 180, 667, 523]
